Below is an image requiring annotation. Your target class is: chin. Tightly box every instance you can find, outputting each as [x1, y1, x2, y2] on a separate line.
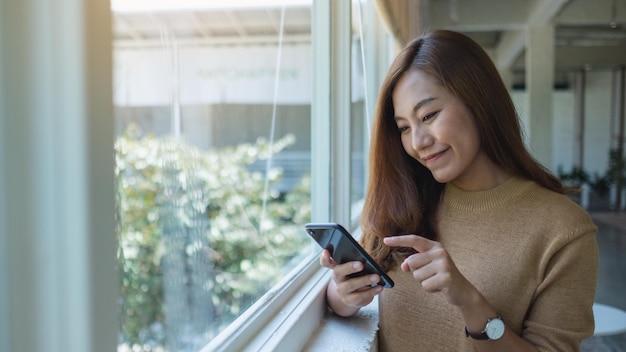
[430, 172, 455, 184]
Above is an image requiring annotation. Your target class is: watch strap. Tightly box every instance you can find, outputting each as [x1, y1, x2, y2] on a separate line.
[464, 313, 503, 340]
[464, 326, 489, 340]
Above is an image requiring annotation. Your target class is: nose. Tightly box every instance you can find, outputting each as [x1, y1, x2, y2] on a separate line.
[411, 127, 433, 152]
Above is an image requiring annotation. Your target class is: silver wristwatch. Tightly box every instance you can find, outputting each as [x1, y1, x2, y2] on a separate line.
[465, 314, 505, 340]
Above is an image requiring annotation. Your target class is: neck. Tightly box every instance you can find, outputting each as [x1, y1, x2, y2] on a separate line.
[451, 158, 512, 191]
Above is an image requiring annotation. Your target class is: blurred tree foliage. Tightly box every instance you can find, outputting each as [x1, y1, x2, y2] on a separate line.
[115, 125, 312, 351]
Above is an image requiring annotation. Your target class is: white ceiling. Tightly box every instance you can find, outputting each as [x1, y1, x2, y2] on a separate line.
[113, 0, 626, 86]
[425, 0, 626, 84]
[113, 3, 311, 47]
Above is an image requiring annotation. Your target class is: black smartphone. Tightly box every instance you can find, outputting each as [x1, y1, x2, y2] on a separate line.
[305, 222, 394, 288]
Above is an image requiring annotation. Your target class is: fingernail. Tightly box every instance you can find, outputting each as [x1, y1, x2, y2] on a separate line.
[370, 275, 378, 282]
[353, 262, 361, 270]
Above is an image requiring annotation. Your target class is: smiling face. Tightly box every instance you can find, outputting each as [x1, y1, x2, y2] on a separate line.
[392, 69, 507, 191]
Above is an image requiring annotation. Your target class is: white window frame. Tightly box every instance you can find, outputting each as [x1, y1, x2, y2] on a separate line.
[0, 1, 393, 351]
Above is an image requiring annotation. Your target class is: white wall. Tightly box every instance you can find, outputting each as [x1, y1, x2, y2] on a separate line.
[583, 71, 614, 174]
[552, 91, 576, 173]
[113, 42, 369, 107]
[512, 69, 618, 176]
[114, 44, 313, 106]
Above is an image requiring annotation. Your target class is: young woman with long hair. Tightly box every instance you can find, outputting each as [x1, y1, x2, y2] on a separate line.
[320, 29, 598, 351]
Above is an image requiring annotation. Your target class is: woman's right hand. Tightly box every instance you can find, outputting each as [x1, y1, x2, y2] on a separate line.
[320, 249, 384, 316]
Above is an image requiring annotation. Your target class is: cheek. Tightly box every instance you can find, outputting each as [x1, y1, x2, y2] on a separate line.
[451, 132, 482, 168]
[447, 119, 480, 152]
[400, 135, 418, 160]
[461, 130, 482, 157]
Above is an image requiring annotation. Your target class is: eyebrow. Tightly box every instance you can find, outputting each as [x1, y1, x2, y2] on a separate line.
[394, 97, 437, 122]
[412, 97, 437, 114]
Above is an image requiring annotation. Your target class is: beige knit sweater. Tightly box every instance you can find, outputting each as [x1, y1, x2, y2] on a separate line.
[378, 177, 598, 352]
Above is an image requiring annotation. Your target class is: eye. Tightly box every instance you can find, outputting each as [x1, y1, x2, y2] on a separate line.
[422, 111, 438, 122]
[397, 125, 409, 133]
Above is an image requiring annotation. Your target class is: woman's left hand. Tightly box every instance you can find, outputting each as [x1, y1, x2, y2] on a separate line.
[383, 234, 476, 308]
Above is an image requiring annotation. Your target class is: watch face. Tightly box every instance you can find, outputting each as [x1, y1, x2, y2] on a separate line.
[485, 318, 505, 340]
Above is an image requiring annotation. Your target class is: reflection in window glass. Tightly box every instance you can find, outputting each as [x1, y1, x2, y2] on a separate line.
[112, 1, 314, 350]
[351, 1, 368, 207]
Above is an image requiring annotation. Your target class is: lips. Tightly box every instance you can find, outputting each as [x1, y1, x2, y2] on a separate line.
[421, 149, 448, 164]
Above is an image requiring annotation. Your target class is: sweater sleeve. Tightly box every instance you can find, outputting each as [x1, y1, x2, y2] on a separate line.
[522, 228, 598, 352]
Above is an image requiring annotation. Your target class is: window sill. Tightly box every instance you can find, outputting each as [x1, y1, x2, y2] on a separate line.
[303, 297, 379, 352]
[202, 219, 378, 351]
[202, 250, 380, 351]
[302, 222, 379, 352]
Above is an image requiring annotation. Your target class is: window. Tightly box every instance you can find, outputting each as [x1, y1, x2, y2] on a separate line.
[0, 0, 392, 351]
[112, 1, 317, 350]
[111, 0, 391, 351]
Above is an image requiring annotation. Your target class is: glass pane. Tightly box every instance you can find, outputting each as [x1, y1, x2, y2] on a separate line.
[351, 0, 368, 208]
[112, 1, 314, 350]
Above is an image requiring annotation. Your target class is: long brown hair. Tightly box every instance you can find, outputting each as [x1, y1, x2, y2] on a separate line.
[359, 29, 565, 271]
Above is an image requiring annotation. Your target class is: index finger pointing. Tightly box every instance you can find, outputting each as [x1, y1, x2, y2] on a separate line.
[383, 235, 436, 252]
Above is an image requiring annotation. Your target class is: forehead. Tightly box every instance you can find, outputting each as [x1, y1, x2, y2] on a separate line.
[392, 70, 446, 110]
[392, 69, 438, 95]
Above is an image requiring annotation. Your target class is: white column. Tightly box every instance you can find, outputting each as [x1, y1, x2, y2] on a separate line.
[525, 25, 555, 170]
[0, 1, 117, 352]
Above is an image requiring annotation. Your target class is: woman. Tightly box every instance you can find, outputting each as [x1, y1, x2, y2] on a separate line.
[320, 29, 598, 351]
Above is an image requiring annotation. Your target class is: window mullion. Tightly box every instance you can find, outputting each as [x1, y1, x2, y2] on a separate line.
[311, 0, 332, 222]
[311, 0, 352, 226]
[330, 0, 353, 227]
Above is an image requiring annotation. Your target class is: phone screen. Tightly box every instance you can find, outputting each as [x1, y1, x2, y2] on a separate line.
[305, 223, 394, 288]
